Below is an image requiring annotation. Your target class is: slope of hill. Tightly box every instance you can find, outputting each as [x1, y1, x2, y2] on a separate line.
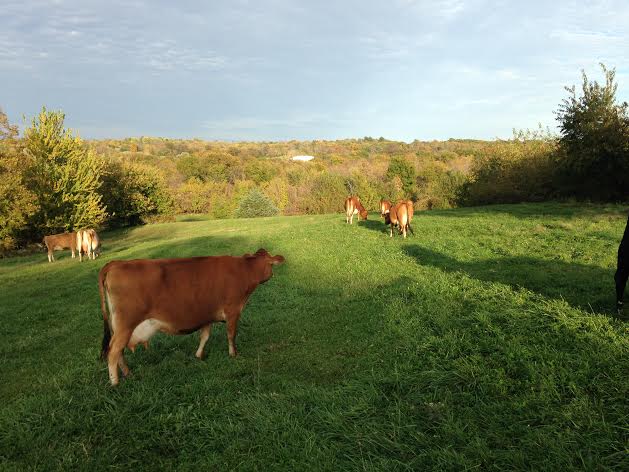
[0, 203, 627, 470]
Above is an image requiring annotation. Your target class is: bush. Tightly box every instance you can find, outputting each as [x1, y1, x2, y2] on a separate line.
[555, 64, 629, 200]
[462, 129, 557, 205]
[235, 188, 279, 218]
[0, 110, 37, 252]
[174, 178, 212, 214]
[299, 173, 347, 214]
[416, 163, 467, 209]
[100, 160, 173, 227]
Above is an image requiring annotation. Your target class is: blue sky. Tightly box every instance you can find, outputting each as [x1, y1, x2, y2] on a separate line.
[1, 0, 628, 141]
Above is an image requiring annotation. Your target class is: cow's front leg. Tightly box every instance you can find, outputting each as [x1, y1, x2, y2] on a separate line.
[195, 324, 212, 359]
[226, 316, 239, 357]
[616, 267, 628, 313]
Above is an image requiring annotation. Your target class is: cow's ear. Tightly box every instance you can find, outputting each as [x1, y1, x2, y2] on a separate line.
[270, 255, 285, 265]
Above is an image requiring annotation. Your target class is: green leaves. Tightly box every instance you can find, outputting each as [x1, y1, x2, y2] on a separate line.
[556, 64, 629, 201]
[235, 188, 279, 218]
[23, 107, 107, 234]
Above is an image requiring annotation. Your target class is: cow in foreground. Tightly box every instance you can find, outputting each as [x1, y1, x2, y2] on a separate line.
[615, 214, 629, 314]
[77, 229, 101, 261]
[43, 232, 76, 262]
[385, 200, 414, 238]
[345, 196, 368, 224]
[98, 248, 285, 386]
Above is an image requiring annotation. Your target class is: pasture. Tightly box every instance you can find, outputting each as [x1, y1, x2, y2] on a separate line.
[0, 202, 627, 470]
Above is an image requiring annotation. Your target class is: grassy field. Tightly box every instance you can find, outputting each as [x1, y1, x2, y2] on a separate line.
[0, 202, 627, 471]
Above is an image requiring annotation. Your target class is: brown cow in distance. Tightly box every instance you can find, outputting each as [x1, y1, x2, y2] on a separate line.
[43, 232, 77, 262]
[344, 196, 368, 224]
[98, 248, 285, 385]
[385, 200, 414, 238]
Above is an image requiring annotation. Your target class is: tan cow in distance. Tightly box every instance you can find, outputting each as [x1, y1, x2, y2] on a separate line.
[344, 196, 368, 224]
[77, 229, 101, 261]
[385, 200, 415, 238]
[43, 232, 77, 262]
[380, 199, 392, 218]
[98, 248, 285, 386]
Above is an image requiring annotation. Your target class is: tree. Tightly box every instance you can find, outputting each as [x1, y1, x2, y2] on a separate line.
[24, 107, 107, 235]
[555, 64, 629, 200]
[100, 160, 173, 227]
[386, 156, 416, 198]
[235, 188, 279, 218]
[0, 108, 37, 252]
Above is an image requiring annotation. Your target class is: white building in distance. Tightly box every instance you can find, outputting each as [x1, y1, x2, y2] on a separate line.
[291, 155, 315, 162]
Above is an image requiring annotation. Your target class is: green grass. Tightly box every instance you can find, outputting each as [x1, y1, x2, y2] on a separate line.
[1, 202, 627, 471]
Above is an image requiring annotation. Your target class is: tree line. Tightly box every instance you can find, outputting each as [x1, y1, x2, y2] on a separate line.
[1, 64, 627, 254]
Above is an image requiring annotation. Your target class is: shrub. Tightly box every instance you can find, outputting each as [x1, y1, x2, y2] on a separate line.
[0, 110, 37, 252]
[555, 64, 629, 200]
[299, 173, 346, 214]
[462, 129, 557, 205]
[235, 188, 279, 218]
[100, 160, 173, 227]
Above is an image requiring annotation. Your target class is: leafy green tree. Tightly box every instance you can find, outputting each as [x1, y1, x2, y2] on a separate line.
[24, 107, 106, 235]
[555, 64, 629, 200]
[386, 156, 416, 197]
[0, 109, 37, 252]
[100, 160, 173, 227]
[235, 188, 279, 218]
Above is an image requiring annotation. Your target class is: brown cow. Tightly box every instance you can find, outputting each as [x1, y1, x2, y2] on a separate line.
[43, 232, 77, 262]
[344, 196, 368, 224]
[77, 229, 101, 261]
[385, 200, 414, 238]
[380, 199, 392, 218]
[98, 248, 285, 386]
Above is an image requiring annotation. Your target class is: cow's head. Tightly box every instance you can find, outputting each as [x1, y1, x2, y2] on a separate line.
[360, 208, 368, 220]
[247, 248, 285, 283]
[380, 199, 391, 218]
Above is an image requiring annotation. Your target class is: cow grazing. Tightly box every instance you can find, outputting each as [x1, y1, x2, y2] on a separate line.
[43, 232, 77, 262]
[98, 248, 285, 386]
[380, 199, 392, 218]
[345, 196, 368, 224]
[77, 229, 101, 261]
[615, 214, 629, 314]
[385, 200, 414, 238]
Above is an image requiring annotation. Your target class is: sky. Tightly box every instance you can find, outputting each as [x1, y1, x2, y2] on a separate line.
[1, 0, 628, 141]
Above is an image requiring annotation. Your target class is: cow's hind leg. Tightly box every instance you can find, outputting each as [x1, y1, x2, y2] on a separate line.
[107, 328, 132, 386]
[226, 314, 240, 357]
[615, 267, 628, 313]
[117, 355, 130, 378]
[195, 324, 212, 359]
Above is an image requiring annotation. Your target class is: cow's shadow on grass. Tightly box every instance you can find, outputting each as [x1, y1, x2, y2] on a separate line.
[359, 218, 390, 235]
[403, 245, 618, 314]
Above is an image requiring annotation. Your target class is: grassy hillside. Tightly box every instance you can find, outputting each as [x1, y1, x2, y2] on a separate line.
[0, 203, 627, 470]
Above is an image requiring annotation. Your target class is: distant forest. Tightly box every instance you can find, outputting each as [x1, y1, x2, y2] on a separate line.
[1, 64, 627, 252]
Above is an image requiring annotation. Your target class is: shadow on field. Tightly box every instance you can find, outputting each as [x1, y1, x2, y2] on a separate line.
[403, 245, 617, 314]
[431, 203, 628, 222]
[359, 218, 390, 235]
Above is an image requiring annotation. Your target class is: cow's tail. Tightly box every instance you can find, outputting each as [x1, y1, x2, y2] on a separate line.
[407, 222, 415, 235]
[98, 265, 111, 361]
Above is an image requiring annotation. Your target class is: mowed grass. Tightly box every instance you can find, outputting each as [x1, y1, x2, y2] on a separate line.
[0, 202, 628, 471]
